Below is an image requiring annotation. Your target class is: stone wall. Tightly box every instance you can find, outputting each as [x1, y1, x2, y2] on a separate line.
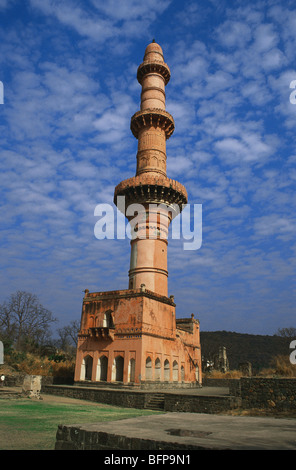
[42, 384, 147, 409]
[42, 384, 241, 414]
[43, 377, 296, 413]
[2, 374, 25, 386]
[140, 381, 201, 390]
[202, 377, 239, 388]
[164, 394, 241, 413]
[240, 378, 296, 410]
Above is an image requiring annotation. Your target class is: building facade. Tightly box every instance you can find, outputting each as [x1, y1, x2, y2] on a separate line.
[74, 41, 202, 387]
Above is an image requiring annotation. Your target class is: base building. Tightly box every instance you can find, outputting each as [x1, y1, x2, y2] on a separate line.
[74, 41, 202, 387]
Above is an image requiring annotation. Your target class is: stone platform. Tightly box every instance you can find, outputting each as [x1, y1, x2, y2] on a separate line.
[42, 383, 240, 414]
[55, 411, 296, 450]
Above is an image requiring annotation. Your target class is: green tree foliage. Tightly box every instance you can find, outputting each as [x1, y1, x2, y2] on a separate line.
[201, 330, 292, 372]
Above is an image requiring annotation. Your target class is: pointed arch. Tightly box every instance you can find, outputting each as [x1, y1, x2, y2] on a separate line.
[173, 360, 178, 382]
[103, 310, 114, 328]
[81, 355, 93, 381]
[97, 355, 108, 381]
[155, 357, 161, 381]
[128, 358, 135, 383]
[112, 355, 124, 382]
[145, 356, 152, 380]
[164, 359, 170, 381]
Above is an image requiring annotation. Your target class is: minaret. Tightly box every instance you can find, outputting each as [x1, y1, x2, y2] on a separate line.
[114, 41, 187, 297]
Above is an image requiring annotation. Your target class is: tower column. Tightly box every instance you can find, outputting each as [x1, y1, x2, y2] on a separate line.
[128, 203, 172, 295]
[114, 41, 187, 298]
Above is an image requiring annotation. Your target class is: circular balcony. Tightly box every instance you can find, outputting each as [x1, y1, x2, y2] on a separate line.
[130, 109, 174, 140]
[114, 174, 187, 214]
[137, 60, 171, 85]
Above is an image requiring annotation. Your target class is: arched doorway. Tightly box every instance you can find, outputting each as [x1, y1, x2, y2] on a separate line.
[181, 365, 185, 382]
[173, 360, 178, 382]
[145, 356, 152, 380]
[155, 358, 161, 381]
[128, 358, 135, 383]
[103, 310, 114, 328]
[97, 355, 108, 381]
[81, 355, 93, 381]
[112, 356, 124, 382]
[164, 359, 170, 381]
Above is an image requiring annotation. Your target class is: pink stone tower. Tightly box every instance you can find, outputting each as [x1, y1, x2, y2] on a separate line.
[74, 41, 202, 386]
[114, 40, 187, 297]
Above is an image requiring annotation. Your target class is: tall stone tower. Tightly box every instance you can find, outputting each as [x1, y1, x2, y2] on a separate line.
[74, 41, 201, 387]
[114, 40, 187, 297]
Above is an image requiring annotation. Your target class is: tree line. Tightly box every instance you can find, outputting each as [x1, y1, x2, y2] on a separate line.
[1, 290, 295, 368]
[200, 329, 295, 372]
[0, 290, 80, 357]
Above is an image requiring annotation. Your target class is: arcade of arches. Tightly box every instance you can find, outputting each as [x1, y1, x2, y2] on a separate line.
[79, 353, 200, 384]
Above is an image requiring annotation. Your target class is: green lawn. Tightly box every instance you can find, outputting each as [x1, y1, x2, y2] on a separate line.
[0, 395, 160, 450]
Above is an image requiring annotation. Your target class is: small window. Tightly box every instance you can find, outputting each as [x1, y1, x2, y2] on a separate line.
[103, 310, 114, 328]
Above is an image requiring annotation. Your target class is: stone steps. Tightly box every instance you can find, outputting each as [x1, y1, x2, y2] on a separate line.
[145, 393, 165, 410]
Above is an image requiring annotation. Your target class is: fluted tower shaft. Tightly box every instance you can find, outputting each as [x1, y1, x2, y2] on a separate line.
[114, 41, 187, 297]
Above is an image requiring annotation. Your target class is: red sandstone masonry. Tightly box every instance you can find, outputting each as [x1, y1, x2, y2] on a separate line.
[74, 40, 202, 387]
[114, 174, 188, 201]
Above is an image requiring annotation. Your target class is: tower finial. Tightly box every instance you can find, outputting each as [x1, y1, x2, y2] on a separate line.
[152, 38, 156, 43]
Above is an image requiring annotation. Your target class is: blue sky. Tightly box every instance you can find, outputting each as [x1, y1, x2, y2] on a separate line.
[0, 0, 295, 336]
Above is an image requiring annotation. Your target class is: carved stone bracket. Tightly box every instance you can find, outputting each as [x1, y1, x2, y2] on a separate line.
[137, 60, 171, 85]
[88, 327, 115, 341]
[130, 109, 174, 139]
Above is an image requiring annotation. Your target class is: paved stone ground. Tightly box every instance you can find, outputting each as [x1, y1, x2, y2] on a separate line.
[3, 385, 296, 450]
[57, 412, 296, 450]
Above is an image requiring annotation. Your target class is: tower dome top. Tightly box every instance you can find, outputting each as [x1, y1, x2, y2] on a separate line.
[143, 40, 164, 63]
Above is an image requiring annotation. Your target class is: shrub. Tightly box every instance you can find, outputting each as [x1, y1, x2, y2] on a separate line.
[259, 355, 296, 378]
[5, 351, 75, 378]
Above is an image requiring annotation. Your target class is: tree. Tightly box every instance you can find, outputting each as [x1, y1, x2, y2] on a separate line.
[0, 291, 57, 351]
[57, 320, 80, 352]
[276, 327, 296, 338]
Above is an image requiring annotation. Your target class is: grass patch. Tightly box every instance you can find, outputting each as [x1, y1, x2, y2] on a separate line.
[0, 395, 161, 450]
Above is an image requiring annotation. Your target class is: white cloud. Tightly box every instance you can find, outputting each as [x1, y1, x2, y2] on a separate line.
[216, 20, 252, 48]
[253, 23, 278, 52]
[30, 0, 172, 43]
[0, 0, 295, 335]
[90, 0, 171, 21]
[30, 0, 119, 42]
[253, 215, 296, 241]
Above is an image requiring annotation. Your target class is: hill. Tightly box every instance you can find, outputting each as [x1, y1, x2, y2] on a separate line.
[200, 330, 292, 372]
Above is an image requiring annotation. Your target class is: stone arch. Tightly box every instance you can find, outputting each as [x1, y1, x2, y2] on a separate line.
[81, 355, 93, 381]
[97, 355, 108, 381]
[103, 310, 114, 328]
[151, 155, 158, 167]
[155, 357, 161, 381]
[145, 356, 153, 380]
[181, 365, 185, 382]
[128, 358, 135, 383]
[139, 156, 147, 168]
[164, 359, 170, 381]
[173, 360, 178, 382]
[112, 355, 124, 382]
